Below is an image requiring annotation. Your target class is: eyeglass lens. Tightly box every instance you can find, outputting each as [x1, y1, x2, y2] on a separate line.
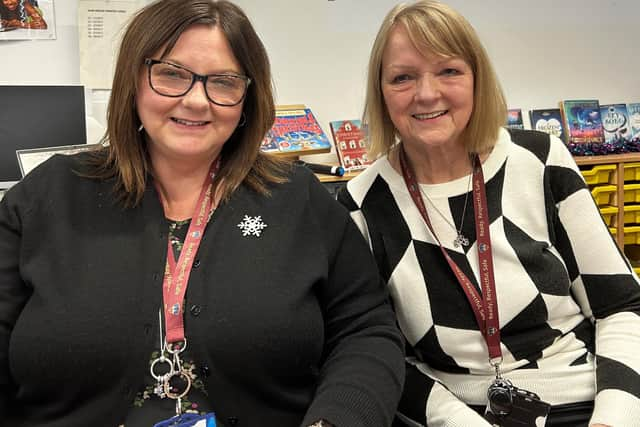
[150, 62, 247, 105]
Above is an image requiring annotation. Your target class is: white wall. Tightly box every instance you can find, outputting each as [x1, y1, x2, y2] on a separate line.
[2, 0, 639, 163]
[0, 0, 80, 84]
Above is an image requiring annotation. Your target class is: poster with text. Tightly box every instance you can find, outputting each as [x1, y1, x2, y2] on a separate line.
[78, 0, 138, 89]
[0, 0, 56, 40]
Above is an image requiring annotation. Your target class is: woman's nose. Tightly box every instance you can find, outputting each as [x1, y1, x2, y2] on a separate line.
[182, 80, 210, 107]
[414, 73, 439, 102]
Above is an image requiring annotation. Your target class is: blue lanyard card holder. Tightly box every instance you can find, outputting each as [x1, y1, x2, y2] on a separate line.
[153, 413, 216, 427]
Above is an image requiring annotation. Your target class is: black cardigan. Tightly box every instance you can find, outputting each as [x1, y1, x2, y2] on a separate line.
[0, 153, 404, 427]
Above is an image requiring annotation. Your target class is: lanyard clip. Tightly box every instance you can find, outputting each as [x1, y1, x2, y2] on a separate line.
[489, 356, 503, 379]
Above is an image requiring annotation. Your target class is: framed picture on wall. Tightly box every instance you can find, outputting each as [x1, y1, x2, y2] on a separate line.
[0, 0, 56, 40]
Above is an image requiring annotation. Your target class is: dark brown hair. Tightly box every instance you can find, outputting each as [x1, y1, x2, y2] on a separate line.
[86, 0, 288, 207]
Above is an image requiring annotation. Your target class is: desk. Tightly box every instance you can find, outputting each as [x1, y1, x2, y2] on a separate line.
[316, 170, 361, 198]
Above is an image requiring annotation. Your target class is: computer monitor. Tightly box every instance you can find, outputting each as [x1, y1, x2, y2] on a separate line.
[0, 85, 87, 189]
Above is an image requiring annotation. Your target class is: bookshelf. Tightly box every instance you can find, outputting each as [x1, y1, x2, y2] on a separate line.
[574, 154, 640, 248]
[574, 153, 640, 274]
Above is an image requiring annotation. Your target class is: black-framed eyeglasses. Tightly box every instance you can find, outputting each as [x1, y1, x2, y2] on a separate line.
[144, 58, 251, 107]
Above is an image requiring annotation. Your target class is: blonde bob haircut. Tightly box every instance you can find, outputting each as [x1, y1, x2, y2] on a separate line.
[85, 0, 287, 207]
[364, 0, 507, 159]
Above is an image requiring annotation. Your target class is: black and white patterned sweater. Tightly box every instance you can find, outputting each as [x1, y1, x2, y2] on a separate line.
[338, 128, 640, 426]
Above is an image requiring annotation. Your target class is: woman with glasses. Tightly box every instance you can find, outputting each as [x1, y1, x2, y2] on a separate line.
[338, 1, 640, 426]
[0, 1, 404, 426]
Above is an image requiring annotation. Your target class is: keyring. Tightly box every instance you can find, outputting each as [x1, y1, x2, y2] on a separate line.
[163, 370, 192, 400]
[150, 355, 174, 381]
[165, 338, 187, 354]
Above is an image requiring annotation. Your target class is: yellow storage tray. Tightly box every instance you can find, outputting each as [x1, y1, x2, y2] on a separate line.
[624, 204, 640, 224]
[581, 164, 616, 185]
[610, 227, 617, 238]
[590, 185, 617, 206]
[624, 183, 640, 203]
[624, 226, 640, 245]
[624, 162, 640, 182]
[599, 205, 618, 227]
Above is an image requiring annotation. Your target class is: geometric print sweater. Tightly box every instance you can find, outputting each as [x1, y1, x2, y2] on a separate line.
[338, 128, 640, 426]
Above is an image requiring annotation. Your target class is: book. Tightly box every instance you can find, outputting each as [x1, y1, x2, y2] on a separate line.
[529, 108, 565, 143]
[600, 103, 631, 143]
[560, 99, 605, 145]
[328, 119, 372, 171]
[261, 105, 332, 155]
[629, 103, 640, 140]
[506, 108, 525, 130]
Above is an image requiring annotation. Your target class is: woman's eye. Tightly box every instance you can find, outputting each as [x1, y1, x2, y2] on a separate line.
[162, 70, 180, 78]
[442, 68, 460, 76]
[157, 67, 190, 80]
[391, 74, 412, 84]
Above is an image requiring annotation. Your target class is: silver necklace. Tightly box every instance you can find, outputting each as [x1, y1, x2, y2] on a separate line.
[419, 160, 473, 248]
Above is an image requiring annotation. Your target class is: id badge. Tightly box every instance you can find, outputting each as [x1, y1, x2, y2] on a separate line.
[484, 381, 550, 427]
[153, 413, 217, 427]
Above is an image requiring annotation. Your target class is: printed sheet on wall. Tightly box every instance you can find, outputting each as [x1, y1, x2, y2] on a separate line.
[78, 0, 140, 89]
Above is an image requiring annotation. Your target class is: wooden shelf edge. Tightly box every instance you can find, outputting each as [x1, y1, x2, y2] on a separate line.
[574, 153, 640, 166]
[317, 170, 361, 183]
[263, 146, 331, 159]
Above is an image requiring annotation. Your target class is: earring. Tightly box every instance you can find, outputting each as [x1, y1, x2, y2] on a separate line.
[237, 112, 246, 127]
[138, 124, 144, 132]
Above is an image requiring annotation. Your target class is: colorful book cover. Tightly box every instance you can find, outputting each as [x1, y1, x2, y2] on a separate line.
[506, 108, 524, 130]
[529, 108, 565, 143]
[329, 119, 372, 171]
[600, 103, 631, 143]
[260, 131, 279, 153]
[628, 103, 640, 140]
[560, 100, 605, 144]
[261, 105, 332, 154]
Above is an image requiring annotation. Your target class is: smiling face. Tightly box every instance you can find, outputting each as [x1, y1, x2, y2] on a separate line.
[136, 24, 244, 166]
[381, 25, 474, 157]
[2, 0, 19, 11]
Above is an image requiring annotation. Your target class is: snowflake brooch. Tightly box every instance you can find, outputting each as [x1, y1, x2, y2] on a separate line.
[237, 215, 267, 237]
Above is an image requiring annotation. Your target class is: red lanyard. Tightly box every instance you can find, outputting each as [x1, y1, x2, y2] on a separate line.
[158, 158, 220, 344]
[399, 149, 502, 361]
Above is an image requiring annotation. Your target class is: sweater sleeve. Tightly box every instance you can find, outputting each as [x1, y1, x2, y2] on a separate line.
[0, 183, 33, 418]
[547, 136, 640, 426]
[301, 173, 405, 427]
[394, 359, 493, 427]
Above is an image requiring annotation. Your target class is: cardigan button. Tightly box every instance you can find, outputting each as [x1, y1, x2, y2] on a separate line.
[193, 259, 201, 268]
[190, 304, 202, 316]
